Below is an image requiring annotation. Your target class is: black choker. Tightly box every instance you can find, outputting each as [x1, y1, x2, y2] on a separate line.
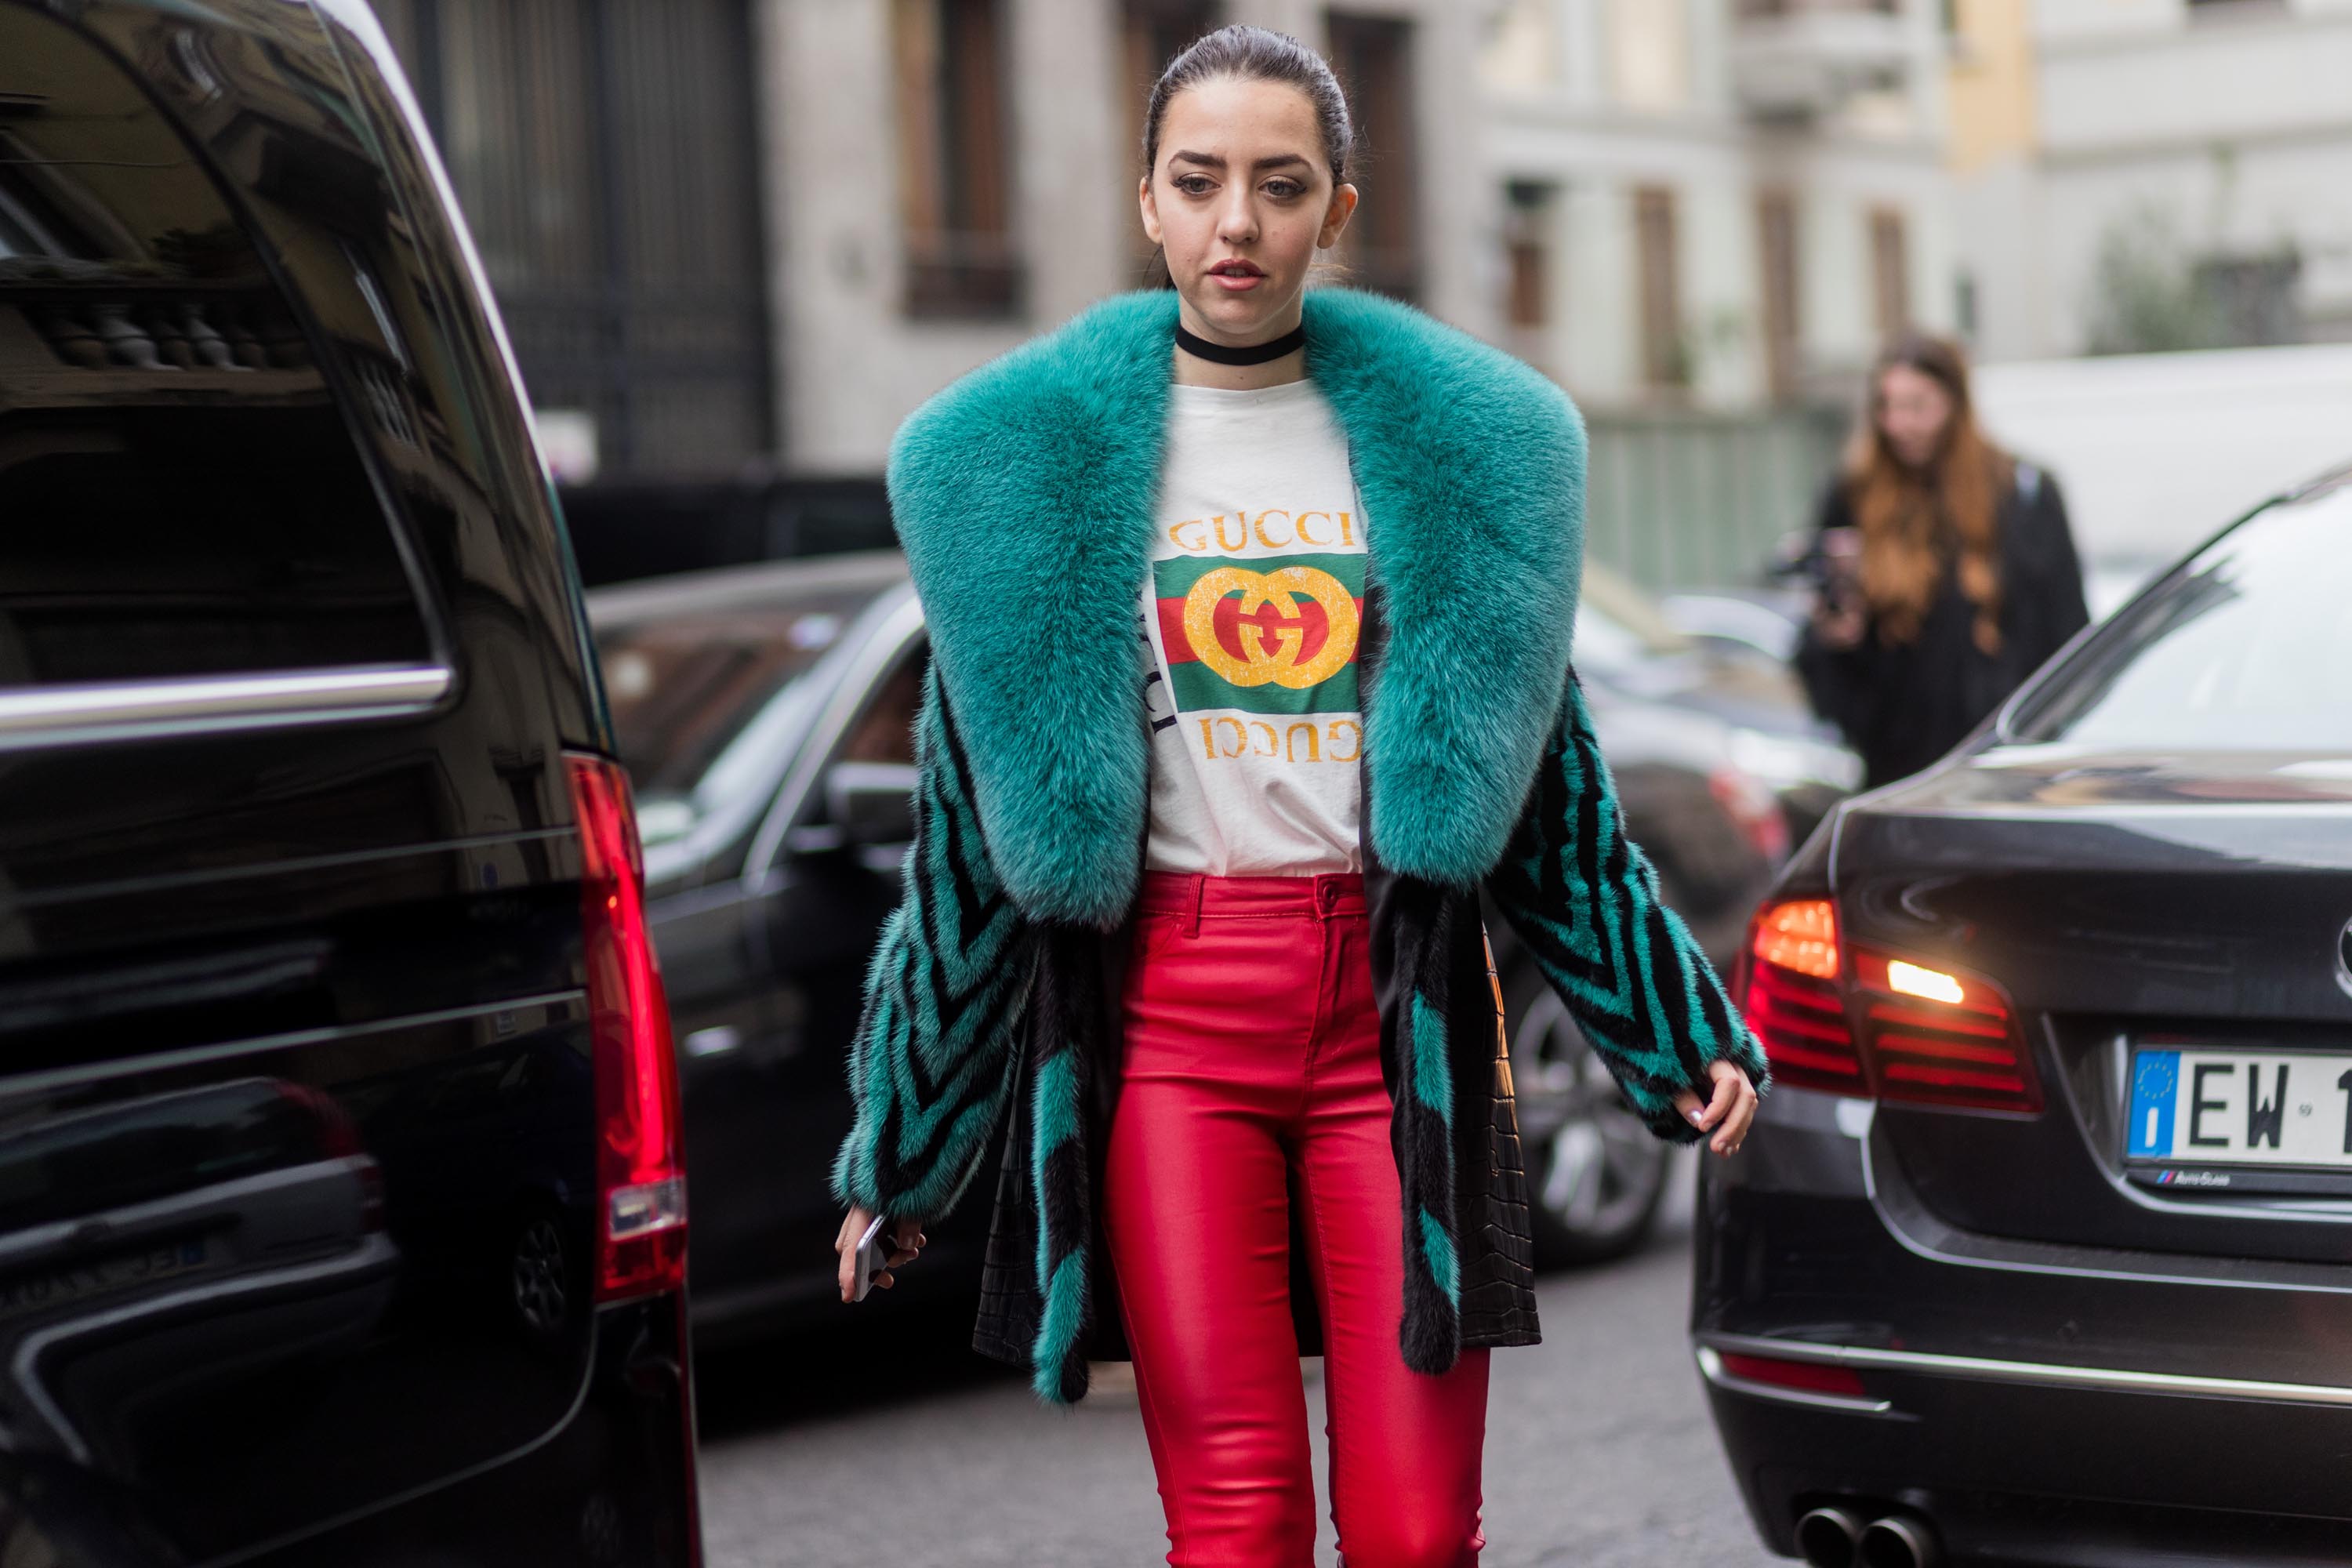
[1174, 322, 1305, 366]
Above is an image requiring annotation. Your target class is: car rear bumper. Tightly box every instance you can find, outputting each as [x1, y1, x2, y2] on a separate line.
[1694, 1087, 2352, 1564]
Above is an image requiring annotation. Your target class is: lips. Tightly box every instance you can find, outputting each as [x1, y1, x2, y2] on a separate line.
[1207, 258, 1265, 292]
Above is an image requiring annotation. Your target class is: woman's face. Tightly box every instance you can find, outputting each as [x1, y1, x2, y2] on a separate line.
[1139, 75, 1356, 344]
[1875, 362, 1956, 470]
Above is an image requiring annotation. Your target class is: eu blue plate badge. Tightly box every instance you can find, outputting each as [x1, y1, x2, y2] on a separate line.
[2128, 1050, 2179, 1159]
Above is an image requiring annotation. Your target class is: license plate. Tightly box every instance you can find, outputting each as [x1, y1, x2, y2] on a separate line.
[2129, 1048, 2352, 1168]
[0, 1238, 209, 1323]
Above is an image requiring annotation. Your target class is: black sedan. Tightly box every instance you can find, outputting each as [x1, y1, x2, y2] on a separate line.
[586, 552, 1809, 1341]
[1695, 463, 2352, 1566]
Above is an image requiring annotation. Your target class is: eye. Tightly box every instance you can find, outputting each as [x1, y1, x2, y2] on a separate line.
[1173, 174, 1214, 196]
[1263, 179, 1305, 199]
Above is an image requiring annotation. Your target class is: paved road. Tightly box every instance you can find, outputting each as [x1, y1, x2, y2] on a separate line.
[697, 1154, 1781, 1567]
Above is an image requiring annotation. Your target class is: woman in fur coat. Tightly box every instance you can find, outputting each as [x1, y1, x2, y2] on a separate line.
[829, 25, 1765, 1567]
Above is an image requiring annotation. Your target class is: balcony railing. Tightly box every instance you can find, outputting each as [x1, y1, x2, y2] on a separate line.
[1736, 0, 1896, 15]
[1731, 0, 1910, 119]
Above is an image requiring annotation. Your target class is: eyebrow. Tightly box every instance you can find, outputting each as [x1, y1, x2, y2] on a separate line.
[1167, 151, 1314, 173]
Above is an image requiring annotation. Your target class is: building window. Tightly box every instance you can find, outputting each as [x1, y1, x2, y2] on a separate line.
[1326, 13, 1421, 304]
[1757, 188, 1800, 401]
[1869, 205, 1909, 342]
[1635, 185, 1685, 390]
[893, 0, 1022, 319]
[1503, 180, 1556, 332]
[372, 0, 771, 481]
[1123, 0, 1220, 273]
[1610, 0, 1690, 111]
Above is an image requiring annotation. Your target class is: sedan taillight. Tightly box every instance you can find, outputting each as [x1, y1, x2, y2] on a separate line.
[1737, 899, 1865, 1094]
[1736, 898, 2042, 1115]
[1853, 948, 2042, 1114]
[567, 752, 689, 1303]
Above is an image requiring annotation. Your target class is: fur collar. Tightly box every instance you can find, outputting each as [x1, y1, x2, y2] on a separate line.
[887, 288, 1586, 926]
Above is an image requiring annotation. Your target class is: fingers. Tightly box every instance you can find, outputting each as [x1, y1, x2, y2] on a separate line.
[1678, 1068, 1736, 1134]
[837, 1210, 931, 1303]
[1678, 1065, 1758, 1155]
[1700, 1062, 1759, 1157]
[1702, 1065, 1739, 1131]
[835, 1207, 865, 1304]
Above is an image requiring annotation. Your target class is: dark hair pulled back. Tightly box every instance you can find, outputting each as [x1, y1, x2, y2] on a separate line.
[1141, 24, 1352, 182]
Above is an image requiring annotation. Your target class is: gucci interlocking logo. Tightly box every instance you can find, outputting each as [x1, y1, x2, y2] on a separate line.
[1180, 566, 1361, 690]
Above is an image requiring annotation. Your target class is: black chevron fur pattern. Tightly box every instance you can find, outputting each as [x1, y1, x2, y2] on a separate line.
[829, 667, 1034, 1222]
[1022, 924, 1099, 1403]
[1486, 673, 1769, 1140]
[1385, 880, 1465, 1374]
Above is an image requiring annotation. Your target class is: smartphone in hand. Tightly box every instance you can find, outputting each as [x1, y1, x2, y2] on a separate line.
[1815, 525, 1862, 617]
[850, 1210, 894, 1303]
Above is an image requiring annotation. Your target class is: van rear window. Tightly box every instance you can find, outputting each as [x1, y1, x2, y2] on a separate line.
[0, 8, 431, 689]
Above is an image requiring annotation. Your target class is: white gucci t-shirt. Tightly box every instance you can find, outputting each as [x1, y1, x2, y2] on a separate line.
[1137, 379, 1368, 876]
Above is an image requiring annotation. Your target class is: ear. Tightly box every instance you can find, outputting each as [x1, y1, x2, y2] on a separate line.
[1318, 182, 1359, 250]
[1138, 173, 1163, 247]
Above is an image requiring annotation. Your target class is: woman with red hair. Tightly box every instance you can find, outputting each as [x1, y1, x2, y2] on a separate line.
[1798, 333, 2090, 788]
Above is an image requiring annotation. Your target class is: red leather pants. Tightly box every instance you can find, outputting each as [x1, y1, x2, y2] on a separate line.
[1102, 872, 1490, 1568]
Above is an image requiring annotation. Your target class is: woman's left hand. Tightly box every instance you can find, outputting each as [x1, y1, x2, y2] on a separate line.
[1674, 1060, 1758, 1157]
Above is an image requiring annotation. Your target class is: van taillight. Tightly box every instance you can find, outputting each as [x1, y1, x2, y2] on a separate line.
[1735, 898, 2042, 1115]
[566, 752, 688, 1302]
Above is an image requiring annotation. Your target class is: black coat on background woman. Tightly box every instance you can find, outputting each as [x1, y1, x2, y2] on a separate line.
[1795, 334, 2090, 789]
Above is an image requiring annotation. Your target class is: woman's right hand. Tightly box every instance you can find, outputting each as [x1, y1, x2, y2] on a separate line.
[1808, 525, 1867, 649]
[1810, 594, 1867, 652]
[835, 1206, 926, 1303]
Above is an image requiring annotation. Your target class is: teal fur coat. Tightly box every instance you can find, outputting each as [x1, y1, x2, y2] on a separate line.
[831, 288, 1767, 1404]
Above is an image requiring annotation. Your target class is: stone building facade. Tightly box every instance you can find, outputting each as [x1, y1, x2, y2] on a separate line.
[1482, 0, 1958, 408]
[1949, 0, 2352, 361]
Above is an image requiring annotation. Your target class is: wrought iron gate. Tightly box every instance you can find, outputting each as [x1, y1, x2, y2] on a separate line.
[372, 0, 772, 480]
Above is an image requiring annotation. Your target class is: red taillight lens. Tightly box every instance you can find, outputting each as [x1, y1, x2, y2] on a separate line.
[1737, 899, 1865, 1094]
[567, 752, 688, 1303]
[1736, 896, 2043, 1114]
[1716, 1351, 1869, 1399]
[1853, 949, 2042, 1114]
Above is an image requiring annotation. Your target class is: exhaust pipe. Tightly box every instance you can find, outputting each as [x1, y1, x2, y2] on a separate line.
[1858, 1513, 1940, 1568]
[1794, 1506, 1864, 1568]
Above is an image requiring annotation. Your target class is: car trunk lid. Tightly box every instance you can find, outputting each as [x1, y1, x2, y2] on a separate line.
[1835, 747, 2352, 1266]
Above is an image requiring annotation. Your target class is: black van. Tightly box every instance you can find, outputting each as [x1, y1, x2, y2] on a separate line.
[0, 2, 698, 1563]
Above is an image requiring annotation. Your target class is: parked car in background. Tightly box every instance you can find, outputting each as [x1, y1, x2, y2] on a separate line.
[1661, 586, 1805, 669]
[0, 2, 698, 1562]
[1697, 462, 2352, 1567]
[588, 549, 1832, 1332]
[1581, 564, 1858, 852]
[586, 556, 949, 1345]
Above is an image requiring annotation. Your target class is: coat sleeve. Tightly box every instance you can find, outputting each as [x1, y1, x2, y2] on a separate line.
[1485, 673, 1769, 1142]
[829, 663, 1033, 1222]
[1791, 481, 1892, 757]
[2019, 467, 2090, 666]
